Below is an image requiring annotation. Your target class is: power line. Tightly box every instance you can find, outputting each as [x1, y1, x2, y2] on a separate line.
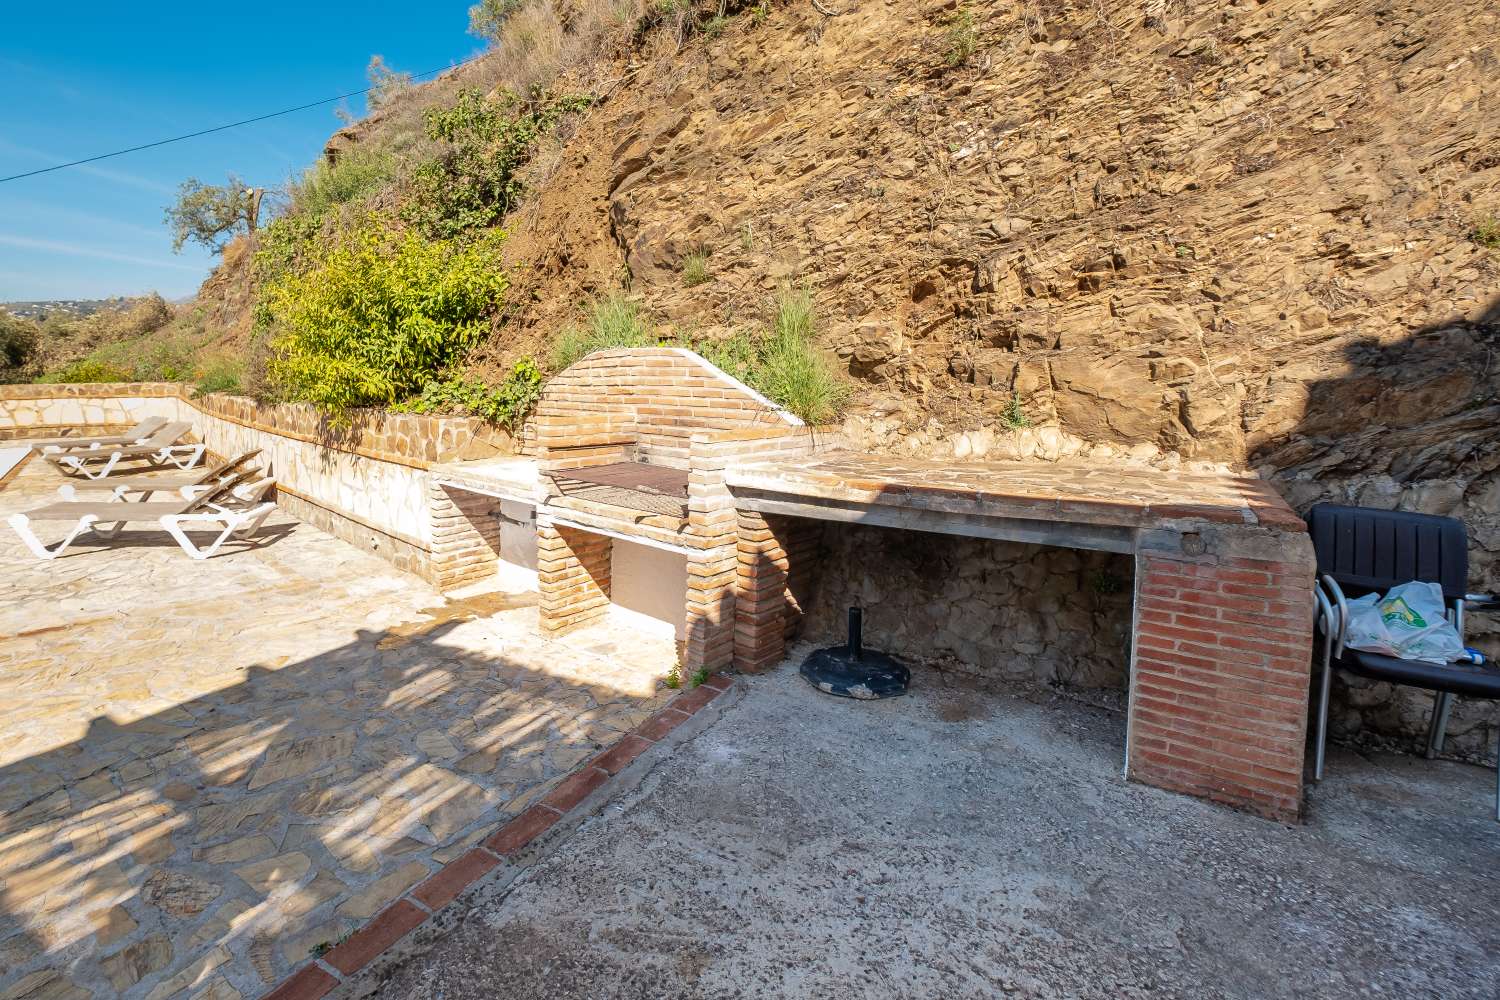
[0, 56, 483, 185]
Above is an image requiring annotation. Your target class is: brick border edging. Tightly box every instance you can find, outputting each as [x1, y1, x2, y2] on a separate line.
[261, 674, 736, 1000]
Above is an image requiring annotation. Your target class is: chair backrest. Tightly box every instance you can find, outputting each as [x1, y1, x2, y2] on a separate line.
[124, 416, 169, 439]
[138, 421, 192, 448]
[189, 469, 256, 511]
[1306, 503, 1468, 601]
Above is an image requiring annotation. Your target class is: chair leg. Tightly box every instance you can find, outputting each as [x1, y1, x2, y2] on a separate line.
[1314, 628, 1334, 781]
[7, 513, 98, 560]
[1425, 692, 1454, 760]
[78, 453, 122, 480]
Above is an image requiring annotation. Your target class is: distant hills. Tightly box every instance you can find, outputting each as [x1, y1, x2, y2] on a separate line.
[1, 298, 136, 322]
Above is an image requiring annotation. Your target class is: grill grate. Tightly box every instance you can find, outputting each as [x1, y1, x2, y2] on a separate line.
[548, 462, 689, 518]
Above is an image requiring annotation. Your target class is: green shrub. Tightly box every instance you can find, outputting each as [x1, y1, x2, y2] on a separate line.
[403, 358, 544, 431]
[403, 89, 592, 238]
[291, 146, 396, 221]
[1001, 392, 1029, 429]
[0, 313, 38, 369]
[752, 287, 849, 424]
[550, 293, 655, 370]
[945, 5, 977, 66]
[193, 357, 245, 397]
[254, 213, 325, 286]
[691, 287, 849, 424]
[262, 220, 509, 419]
[1471, 215, 1500, 249]
[39, 359, 134, 384]
[681, 251, 711, 287]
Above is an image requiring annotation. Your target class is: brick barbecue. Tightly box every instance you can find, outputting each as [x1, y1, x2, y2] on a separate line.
[446, 348, 1317, 821]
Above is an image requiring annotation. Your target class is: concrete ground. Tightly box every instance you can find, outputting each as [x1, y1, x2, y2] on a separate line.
[0, 454, 677, 1000]
[373, 661, 1500, 1000]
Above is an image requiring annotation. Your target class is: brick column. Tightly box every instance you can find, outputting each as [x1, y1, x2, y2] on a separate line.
[683, 434, 741, 673]
[538, 524, 612, 634]
[1127, 526, 1316, 822]
[428, 481, 502, 591]
[735, 511, 790, 672]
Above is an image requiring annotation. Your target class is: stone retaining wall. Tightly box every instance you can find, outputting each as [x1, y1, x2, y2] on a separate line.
[802, 524, 1135, 689]
[0, 383, 513, 582]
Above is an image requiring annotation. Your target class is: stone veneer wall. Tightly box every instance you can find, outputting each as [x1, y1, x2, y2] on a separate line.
[0, 383, 513, 581]
[801, 525, 1135, 689]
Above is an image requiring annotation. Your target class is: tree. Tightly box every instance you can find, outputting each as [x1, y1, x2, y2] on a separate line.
[468, 0, 525, 44]
[164, 175, 264, 254]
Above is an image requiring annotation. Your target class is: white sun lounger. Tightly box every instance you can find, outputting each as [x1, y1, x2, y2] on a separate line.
[8, 471, 279, 560]
[54, 450, 263, 502]
[44, 421, 204, 480]
[27, 416, 169, 453]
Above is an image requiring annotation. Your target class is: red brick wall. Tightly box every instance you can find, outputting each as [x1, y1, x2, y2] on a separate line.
[534, 348, 800, 472]
[1129, 550, 1314, 821]
[428, 482, 504, 591]
[734, 513, 826, 672]
[538, 525, 613, 634]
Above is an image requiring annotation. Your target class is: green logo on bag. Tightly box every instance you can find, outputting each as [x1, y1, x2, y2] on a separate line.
[1379, 597, 1427, 629]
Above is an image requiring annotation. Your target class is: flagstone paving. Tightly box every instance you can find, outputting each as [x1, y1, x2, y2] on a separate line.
[0, 455, 677, 1000]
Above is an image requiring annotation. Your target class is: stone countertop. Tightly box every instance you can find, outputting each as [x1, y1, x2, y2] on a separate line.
[430, 457, 539, 502]
[726, 451, 1306, 532]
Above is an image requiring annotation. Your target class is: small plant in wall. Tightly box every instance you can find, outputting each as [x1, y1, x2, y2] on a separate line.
[689, 667, 710, 688]
[1471, 215, 1500, 250]
[1000, 392, 1029, 429]
[682, 250, 712, 287]
[945, 5, 978, 67]
[665, 659, 683, 689]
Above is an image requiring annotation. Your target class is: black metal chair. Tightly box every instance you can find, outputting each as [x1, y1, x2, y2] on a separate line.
[1308, 503, 1500, 820]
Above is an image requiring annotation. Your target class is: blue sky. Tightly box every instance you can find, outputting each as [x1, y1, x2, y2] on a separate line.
[0, 3, 478, 302]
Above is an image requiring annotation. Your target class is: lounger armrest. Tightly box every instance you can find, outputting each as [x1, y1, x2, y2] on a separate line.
[1318, 574, 1350, 657]
[1466, 593, 1500, 610]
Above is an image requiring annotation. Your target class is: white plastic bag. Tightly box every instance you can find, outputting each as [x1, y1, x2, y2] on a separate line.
[1342, 580, 1466, 664]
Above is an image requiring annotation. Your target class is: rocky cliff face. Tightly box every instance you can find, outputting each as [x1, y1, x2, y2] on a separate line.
[485, 0, 1498, 589]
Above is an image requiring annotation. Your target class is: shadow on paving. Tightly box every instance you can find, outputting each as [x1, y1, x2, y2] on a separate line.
[0, 601, 669, 1000]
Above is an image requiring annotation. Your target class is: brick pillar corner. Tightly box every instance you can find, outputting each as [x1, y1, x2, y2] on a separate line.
[538, 523, 612, 635]
[427, 480, 502, 591]
[685, 544, 737, 673]
[1127, 526, 1316, 822]
[734, 510, 791, 672]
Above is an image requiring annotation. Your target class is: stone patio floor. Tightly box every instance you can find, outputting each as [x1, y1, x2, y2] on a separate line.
[0, 454, 677, 1000]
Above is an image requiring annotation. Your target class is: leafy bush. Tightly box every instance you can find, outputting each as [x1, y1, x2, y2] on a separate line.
[403, 358, 544, 431]
[0, 313, 38, 369]
[550, 293, 656, 369]
[254, 213, 324, 286]
[193, 357, 245, 397]
[39, 359, 134, 384]
[403, 88, 591, 238]
[290, 146, 396, 220]
[262, 220, 508, 418]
